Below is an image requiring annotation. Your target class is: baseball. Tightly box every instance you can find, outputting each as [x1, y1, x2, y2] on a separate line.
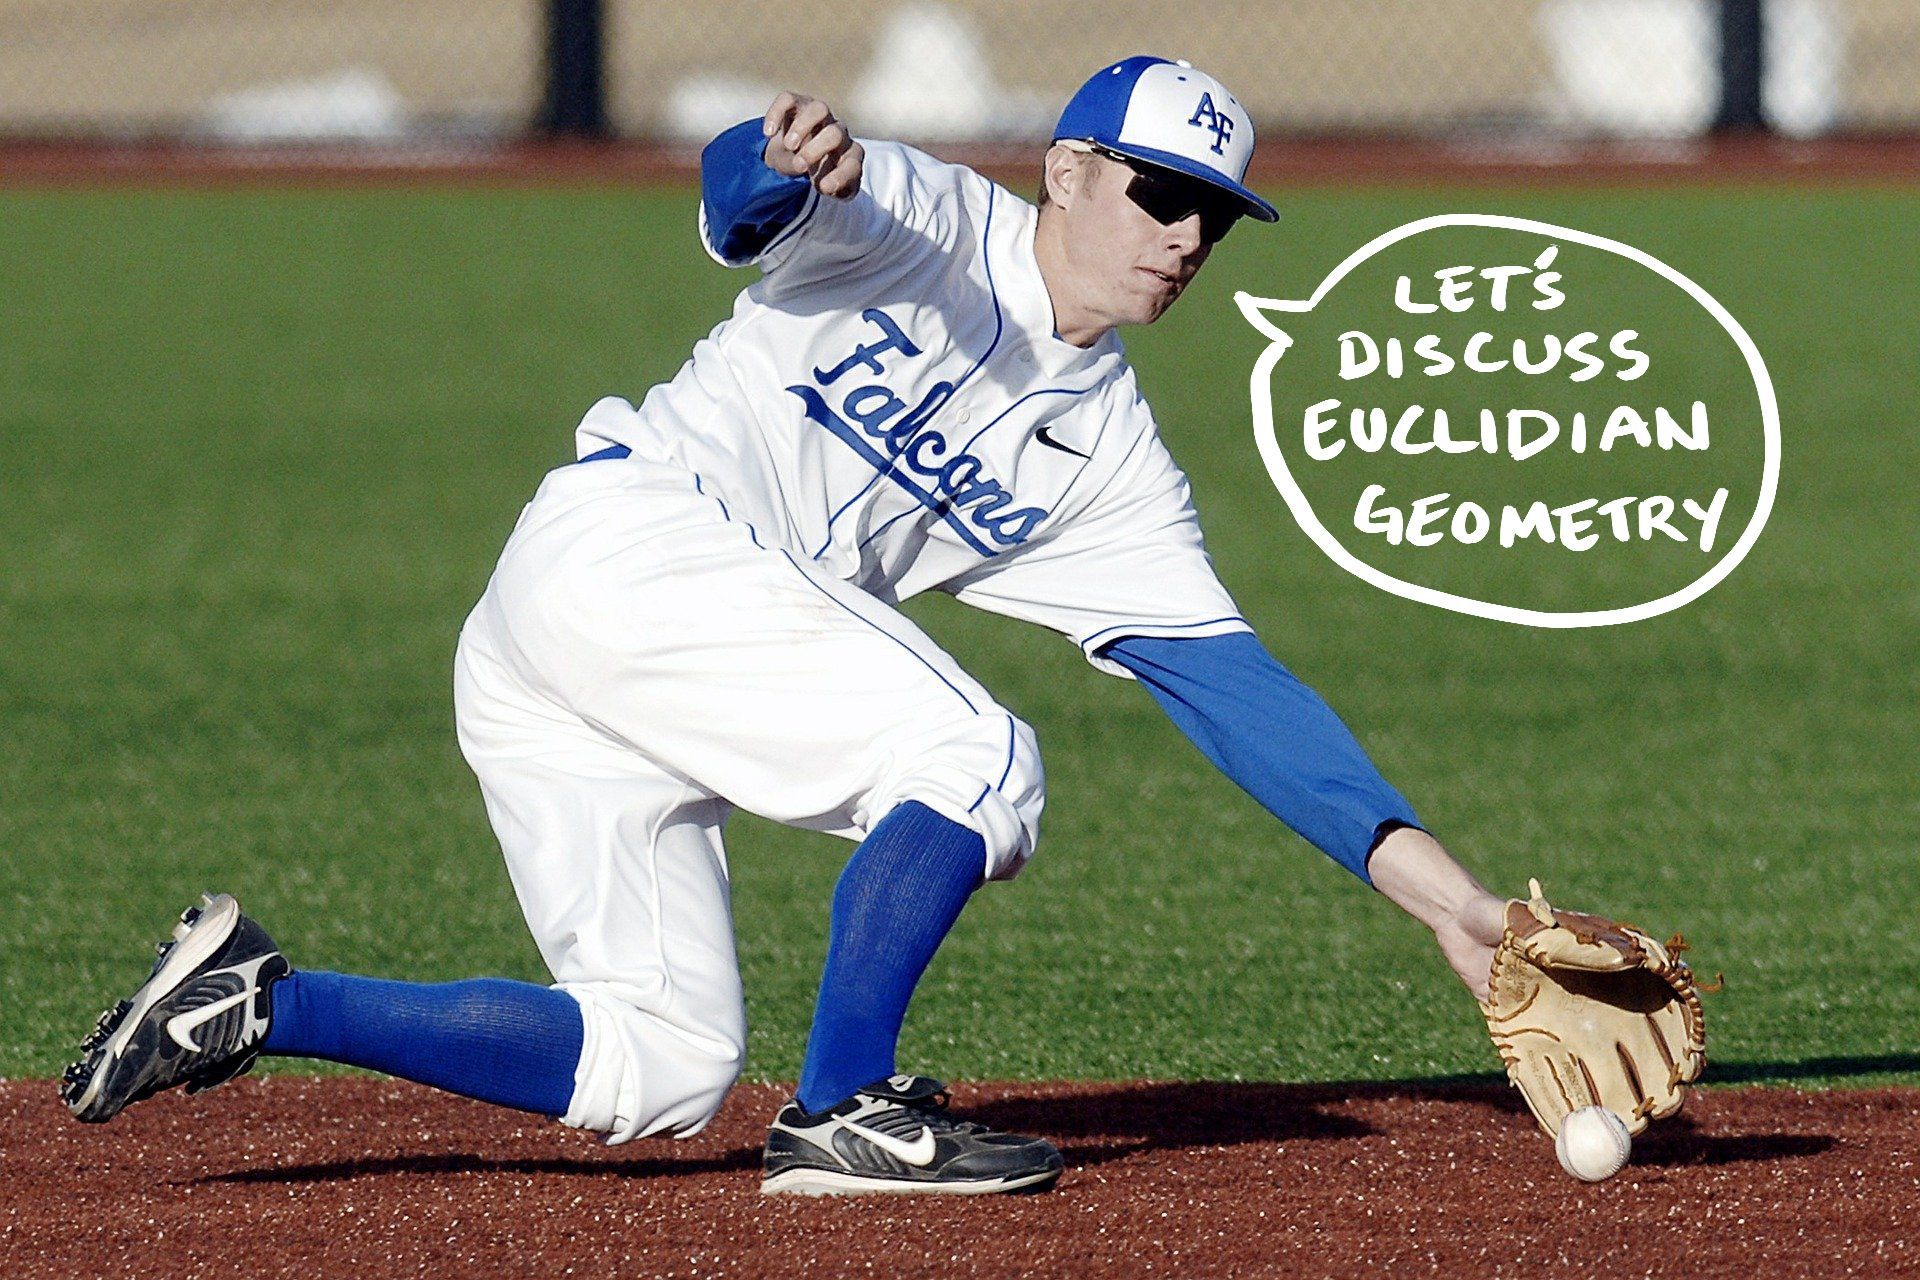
[1555, 1106, 1632, 1181]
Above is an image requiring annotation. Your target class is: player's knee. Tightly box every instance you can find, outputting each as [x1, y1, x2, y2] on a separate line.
[556, 982, 745, 1144]
[873, 712, 1044, 881]
[992, 715, 1046, 869]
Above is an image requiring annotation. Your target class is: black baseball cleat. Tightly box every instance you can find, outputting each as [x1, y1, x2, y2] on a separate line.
[61, 893, 290, 1123]
[761, 1074, 1064, 1196]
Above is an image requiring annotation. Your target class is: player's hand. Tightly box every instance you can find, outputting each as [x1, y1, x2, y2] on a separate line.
[762, 92, 864, 199]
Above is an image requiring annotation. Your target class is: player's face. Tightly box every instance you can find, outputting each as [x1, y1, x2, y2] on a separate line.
[1065, 153, 1233, 326]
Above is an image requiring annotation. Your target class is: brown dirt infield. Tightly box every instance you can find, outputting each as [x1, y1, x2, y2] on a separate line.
[3, 1078, 1916, 1278]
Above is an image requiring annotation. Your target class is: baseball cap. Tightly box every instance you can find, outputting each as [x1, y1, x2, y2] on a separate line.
[1053, 56, 1278, 223]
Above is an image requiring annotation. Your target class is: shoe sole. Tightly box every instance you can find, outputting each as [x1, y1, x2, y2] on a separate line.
[760, 1165, 1063, 1197]
[66, 894, 242, 1122]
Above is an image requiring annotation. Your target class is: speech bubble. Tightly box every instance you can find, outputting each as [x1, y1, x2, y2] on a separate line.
[1236, 214, 1779, 628]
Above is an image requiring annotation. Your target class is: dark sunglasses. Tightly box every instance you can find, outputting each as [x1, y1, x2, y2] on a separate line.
[1092, 145, 1245, 245]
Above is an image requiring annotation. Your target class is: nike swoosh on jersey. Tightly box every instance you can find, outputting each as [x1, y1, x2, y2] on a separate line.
[1034, 425, 1091, 459]
[835, 1116, 938, 1166]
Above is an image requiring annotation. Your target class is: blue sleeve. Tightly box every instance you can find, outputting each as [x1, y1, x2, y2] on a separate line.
[1102, 631, 1422, 884]
[700, 118, 812, 263]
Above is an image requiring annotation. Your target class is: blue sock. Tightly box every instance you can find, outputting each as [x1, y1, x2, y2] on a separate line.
[795, 800, 986, 1113]
[263, 972, 584, 1118]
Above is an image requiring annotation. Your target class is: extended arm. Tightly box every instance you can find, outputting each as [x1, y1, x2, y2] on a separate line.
[1103, 631, 1503, 997]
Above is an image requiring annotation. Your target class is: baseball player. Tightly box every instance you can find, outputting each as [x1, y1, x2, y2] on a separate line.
[62, 57, 1518, 1196]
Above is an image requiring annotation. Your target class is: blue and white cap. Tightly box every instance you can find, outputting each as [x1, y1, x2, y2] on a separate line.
[1053, 56, 1278, 223]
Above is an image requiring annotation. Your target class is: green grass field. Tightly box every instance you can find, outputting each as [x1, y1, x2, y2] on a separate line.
[2, 180, 1915, 1089]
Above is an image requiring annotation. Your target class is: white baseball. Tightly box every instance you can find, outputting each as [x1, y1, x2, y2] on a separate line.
[1555, 1106, 1632, 1181]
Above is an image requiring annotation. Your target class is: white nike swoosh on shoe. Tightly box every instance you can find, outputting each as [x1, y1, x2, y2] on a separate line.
[163, 953, 279, 1053]
[167, 991, 254, 1052]
[835, 1116, 937, 1167]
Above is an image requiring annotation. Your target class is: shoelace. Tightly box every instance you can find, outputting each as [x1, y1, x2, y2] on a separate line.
[885, 1089, 996, 1136]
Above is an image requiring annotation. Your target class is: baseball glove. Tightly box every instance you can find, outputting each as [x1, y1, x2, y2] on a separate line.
[1480, 879, 1707, 1137]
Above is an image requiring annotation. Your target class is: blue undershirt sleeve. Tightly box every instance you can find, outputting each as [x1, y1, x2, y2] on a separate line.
[1102, 631, 1421, 884]
[699, 118, 812, 264]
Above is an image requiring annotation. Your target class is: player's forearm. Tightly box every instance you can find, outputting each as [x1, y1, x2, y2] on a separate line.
[1109, 632, 1504, 994]
[1368, 827, 1502, 936]
[1368, 826, 1505, 998]
[1103, 631, 1419, 881]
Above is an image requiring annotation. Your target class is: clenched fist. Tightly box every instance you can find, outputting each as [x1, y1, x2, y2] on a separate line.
[762, 92, 864, 199]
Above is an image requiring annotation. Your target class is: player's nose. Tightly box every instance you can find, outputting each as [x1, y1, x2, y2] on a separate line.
[1162, 213, 1205, 258]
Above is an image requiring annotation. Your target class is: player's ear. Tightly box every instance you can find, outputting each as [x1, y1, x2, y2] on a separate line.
[1042, 145, 1087, 210]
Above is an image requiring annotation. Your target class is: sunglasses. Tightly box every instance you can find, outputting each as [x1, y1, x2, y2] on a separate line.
[1091, 145, 1245, 245]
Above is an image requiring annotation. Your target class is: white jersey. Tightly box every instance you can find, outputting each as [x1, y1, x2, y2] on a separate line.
[574, 138, 1249, 676]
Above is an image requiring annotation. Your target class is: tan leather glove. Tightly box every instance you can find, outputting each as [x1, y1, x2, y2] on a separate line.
[1481, 879, 1707, 1137]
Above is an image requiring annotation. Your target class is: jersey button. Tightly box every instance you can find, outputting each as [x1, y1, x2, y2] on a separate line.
[958, 410, 972, 424]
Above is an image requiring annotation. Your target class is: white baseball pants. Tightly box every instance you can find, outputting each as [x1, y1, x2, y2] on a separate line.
[452, 455, 1043, 1143]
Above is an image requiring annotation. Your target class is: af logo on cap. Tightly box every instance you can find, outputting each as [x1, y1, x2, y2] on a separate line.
[1188, 92, 1234, 155]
